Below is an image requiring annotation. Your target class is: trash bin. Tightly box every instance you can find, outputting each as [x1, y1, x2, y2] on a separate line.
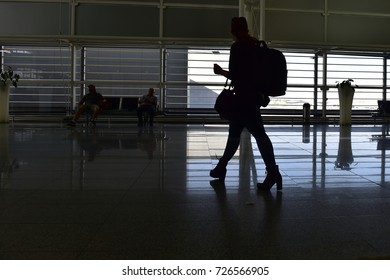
[303, 103, 310, 124]
[302, 125, 310, 143]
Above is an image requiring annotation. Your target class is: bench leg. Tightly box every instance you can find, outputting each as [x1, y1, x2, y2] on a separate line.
[142, 112, 149, 125]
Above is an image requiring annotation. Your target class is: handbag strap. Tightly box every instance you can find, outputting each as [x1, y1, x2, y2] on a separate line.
[224, 78, 231, 90]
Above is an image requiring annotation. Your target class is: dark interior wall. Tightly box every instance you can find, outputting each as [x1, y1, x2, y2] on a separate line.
[0, 0, 389, 49]
[75, 4, 160, 37]
[0, 0, 236, 39]
[0, 2, 70, 36]
[264, 0, 390, 46]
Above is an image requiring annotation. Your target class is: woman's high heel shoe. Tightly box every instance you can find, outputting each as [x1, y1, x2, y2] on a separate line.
[257, 165, 282, 191]
[210, 162, 227, 181]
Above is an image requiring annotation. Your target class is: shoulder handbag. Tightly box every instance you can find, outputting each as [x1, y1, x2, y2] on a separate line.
[214, 79, 238, 121]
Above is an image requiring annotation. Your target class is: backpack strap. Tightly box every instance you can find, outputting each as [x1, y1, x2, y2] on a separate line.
[224, 78, 233, 90]
[258, 40, 268, 48]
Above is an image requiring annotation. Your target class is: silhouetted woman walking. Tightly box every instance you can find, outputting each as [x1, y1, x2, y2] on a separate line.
[211, 17, 282, 191]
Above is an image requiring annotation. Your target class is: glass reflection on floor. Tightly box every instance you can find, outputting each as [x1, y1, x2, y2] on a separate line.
[1, 123, 390, 191]
[188, 124, 390, 190]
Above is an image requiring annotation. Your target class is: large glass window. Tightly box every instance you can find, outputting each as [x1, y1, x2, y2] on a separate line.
[275, 52, 317, 110]
[165, 48, 189, 109]
[1, 44, 388, 115]
[387, 58, 390, 93]
[326, 54, 383, 110]
[187, 49, 229, 109]
[82, 47, 161, 99]
[3, 46, 73, 113]
[167, 49, 319, 110]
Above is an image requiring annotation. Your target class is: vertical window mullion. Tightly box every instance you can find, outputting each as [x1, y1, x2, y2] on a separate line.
[384, 56, 387, 101]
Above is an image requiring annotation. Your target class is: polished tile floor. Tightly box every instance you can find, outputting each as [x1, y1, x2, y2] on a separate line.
[1, 122, 390, 259]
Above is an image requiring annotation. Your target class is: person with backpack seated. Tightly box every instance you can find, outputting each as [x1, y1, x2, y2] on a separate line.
[137, 88, 157, 127]
[67, 84, 104, 127]
[210, 17, 282, 192]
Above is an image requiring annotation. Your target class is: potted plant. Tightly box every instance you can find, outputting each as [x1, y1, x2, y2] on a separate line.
[0, 66, 20, 123]
[336, 79, 357, 126]
[336, 78, 357, 90]
[1, 66, 20, 88]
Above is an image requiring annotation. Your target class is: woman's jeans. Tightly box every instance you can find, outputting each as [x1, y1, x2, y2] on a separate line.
[219, 105, 276, 169]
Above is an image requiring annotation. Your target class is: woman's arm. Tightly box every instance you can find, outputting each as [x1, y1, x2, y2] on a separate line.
[213, 64, 229, 78]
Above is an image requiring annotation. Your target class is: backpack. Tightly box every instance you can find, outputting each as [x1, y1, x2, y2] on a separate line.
[255, 40, 287, 97]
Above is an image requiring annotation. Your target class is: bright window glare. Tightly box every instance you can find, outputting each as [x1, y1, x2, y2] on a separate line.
[2, 46, 389, 112]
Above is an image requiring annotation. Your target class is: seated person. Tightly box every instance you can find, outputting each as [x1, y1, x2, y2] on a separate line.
[68, 84, 104, 127]
[137, 88, 157, 127]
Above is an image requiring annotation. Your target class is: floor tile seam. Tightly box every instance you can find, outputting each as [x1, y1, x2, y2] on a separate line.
[91, 160, 156, 229]
[0, 199, 127, 206]
[356, 239, 381, 257]
[205, 133, 222, 164]
[0, 249, 84, 253]
[279, 141, 315, 153]
[381, 185, 390, 191]
[317, 210, 383, 222]
[0, 220, 106, 224]
[72, 219, 125, 258]
[354, 175, 384, 189]
[0, 189, 35, 206]
[6, 162, 152, 252]
[310, 200, 354, 219]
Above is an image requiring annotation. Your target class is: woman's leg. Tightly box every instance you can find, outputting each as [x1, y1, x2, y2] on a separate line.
[210, 120, 244, 180]
[244, 109, 282, 191]
[219, 120, 244, 165]
[244, 111, 276, 169]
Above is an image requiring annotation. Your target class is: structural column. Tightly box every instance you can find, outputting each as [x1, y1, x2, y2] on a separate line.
[240, 0, 263, 39]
